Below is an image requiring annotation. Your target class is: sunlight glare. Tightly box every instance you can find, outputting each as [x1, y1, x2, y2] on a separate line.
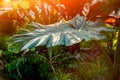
[4, 0, 11, 3]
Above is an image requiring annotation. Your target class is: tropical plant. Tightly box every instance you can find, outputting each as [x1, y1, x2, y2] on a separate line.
[0, 0, 62, 36]
[43, 0, 92, 19]
[102, 0, 120, 79]
[8, 14, 114, 53]
[15, 0, 62, 25]
[7, 16, 114, 79]
[1, 0, 119, 80]
[7, 14, 115, 80]
[87, 1, 120, 79]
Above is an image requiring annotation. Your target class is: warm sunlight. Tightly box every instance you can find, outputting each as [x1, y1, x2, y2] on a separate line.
[4, 0, 11, 3]
[1, 0, 120, 80]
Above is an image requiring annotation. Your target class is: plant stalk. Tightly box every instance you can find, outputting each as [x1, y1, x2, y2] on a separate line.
[114, 27, 120, 80]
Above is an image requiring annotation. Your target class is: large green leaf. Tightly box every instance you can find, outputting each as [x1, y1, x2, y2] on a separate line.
[8, 15, 115, 53]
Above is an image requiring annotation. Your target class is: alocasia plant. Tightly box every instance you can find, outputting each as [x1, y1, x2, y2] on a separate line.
[8, 14, 114, 53]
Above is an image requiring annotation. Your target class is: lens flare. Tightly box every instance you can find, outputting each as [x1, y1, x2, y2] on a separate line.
[4, 0, 11, 3]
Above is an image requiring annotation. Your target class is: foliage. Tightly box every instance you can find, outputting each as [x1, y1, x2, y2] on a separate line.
[0, 0, 62, 37]
[8, 15, 115, 53]
[105, 0, 120, 13]
[46, 47, 71, 80]
[15, 2, 61, 25]
[76, 54, 113, 80]
[0, 35, 7, 50]
[1, 0, 118, 80]
[43, 45, 113, 80]
[0, 15, 17, 35]
[0, 50, 2, 56]
[114, 28, 120, 79]
[49, 69, 71, 80]
[101, 31, 117, 53]
[3, 36, 114, 80]
[87, 0, 120, 21]
[3, 51, 19, 63]
[5, 54, 49, 80]
[42, 0, 92, 19]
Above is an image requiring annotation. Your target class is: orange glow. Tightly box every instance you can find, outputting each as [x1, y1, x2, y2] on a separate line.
[104, 18, 116, 26]
[105, 18, 116, 23]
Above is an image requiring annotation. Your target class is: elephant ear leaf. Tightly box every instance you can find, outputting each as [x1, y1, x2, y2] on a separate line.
[8, 15, 115, 53]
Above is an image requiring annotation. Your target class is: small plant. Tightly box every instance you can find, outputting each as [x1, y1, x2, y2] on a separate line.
[3, 51, 18, 63]
[49, 69, 71, 80]
[6, 54, 49, 80]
